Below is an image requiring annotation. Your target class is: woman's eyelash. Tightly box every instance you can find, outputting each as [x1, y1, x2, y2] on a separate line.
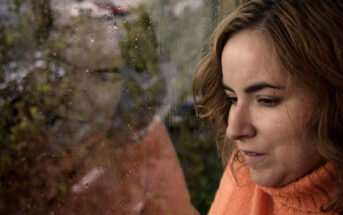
[226, 97, 237, 104]
[225, 96, 281, 107]
[257, 98, 281, 107]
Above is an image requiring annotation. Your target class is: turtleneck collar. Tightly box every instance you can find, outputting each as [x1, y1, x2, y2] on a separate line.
[258, 162, 337, 212]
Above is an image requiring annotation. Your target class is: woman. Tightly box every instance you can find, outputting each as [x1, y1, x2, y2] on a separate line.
[193, 0, 343, 214]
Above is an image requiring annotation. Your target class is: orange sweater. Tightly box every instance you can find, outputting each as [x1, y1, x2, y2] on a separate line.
[208, 162, 337, 215]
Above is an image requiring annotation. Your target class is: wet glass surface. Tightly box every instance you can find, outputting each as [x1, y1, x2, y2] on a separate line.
[0, 0, 242, 214]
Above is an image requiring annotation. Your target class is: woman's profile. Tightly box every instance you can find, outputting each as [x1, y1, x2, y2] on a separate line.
[193, 0, 343, 214]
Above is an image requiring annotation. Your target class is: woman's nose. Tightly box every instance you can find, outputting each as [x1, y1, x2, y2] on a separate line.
[226, 105, 256, 140]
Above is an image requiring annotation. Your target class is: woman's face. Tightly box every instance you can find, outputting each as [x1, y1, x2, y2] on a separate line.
[221, 30, 323, 187]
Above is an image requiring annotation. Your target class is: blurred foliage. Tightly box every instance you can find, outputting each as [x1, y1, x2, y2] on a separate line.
[166, 101, 222, 214]
[0, 2, 162, 213]
[0, 0, 124, 212]
[143, 0, 221, 97]
[0, 0, 78, 213]
[120, 5, 159, 75]
[142, 0, 224, 213]
[30, 0, 53, 45]
[110, 5, 165, 143]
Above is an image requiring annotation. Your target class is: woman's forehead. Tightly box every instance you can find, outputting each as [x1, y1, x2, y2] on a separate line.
[221, 30, 286, 88]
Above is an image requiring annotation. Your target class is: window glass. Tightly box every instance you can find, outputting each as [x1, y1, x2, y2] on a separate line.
[0, 0, 241, 214]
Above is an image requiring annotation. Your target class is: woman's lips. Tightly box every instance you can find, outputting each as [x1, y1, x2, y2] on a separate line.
[240, 150, 266, 165]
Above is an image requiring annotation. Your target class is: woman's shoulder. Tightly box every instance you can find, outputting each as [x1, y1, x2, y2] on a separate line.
[208, 160, 338, 215]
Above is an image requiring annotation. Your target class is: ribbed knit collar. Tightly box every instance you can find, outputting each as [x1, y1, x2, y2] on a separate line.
[258, 162, 337, 212]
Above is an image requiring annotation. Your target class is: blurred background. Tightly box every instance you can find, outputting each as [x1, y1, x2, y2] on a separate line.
[0, 0, 243, 214]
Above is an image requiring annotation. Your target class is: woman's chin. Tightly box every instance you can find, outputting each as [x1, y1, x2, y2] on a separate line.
[249, 167, 287, 188]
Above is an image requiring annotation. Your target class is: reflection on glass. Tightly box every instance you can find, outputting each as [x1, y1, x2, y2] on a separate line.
[0, 0, 237, 214]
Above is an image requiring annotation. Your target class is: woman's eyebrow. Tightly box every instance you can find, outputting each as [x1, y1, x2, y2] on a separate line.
[222, 82, 284, 93]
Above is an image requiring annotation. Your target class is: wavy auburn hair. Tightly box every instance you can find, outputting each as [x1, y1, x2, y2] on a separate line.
[193, 0, 343, 213]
